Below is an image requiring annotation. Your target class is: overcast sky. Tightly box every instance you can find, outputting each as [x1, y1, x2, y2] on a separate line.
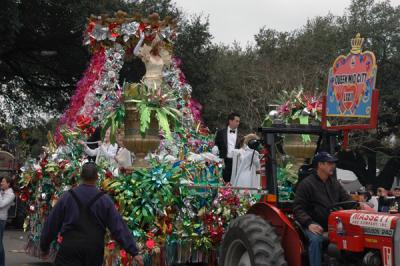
[173, 0, 400, 46]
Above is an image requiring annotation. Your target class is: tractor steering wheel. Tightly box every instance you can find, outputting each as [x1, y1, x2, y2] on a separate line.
[329, 201, 359, 212]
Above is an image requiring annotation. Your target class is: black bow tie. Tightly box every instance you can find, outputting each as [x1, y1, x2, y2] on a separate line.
[230, 130, 236, 134]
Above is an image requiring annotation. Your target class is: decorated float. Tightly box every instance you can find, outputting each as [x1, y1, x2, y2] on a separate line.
[18, 9, 375, 266]
[19, 11, 258, 266]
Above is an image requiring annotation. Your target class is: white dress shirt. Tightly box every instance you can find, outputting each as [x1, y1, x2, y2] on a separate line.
[227, 127, 237, 158]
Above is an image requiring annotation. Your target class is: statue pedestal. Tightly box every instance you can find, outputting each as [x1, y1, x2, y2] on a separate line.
[124, 100, 160, 168]
[284, 134, 317, 166]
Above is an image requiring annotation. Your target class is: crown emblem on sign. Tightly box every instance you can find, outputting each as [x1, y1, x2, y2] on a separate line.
[351, 33, 364, 54]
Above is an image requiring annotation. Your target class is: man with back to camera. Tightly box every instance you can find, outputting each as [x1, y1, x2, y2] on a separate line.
[40, 162, 143, 266]
[293, 152, 352, 266]
[214, 112, 241, 182]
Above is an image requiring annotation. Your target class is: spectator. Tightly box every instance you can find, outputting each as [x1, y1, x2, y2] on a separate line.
[365, 184, 375, 196]
[377, 187, 392, 212]
[0, 176, 15, 266]
[389, 187, 400, 213]
[357, 189, 374, 210]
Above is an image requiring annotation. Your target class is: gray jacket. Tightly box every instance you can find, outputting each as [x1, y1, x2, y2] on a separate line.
[0, 188, 15, 220]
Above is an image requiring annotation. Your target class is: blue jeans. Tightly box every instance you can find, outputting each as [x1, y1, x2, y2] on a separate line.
[0, 220, 5, 266]
[305, 229, 323, 266]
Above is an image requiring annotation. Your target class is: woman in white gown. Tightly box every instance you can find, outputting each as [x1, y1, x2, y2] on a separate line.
[114, 130, 134, 169]
[230, 134, 261, 192]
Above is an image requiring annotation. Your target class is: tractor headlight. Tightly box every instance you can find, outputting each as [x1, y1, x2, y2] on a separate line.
[335, 217, 346, 236]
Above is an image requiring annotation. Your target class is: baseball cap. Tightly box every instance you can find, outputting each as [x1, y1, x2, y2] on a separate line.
[312, 152, 338, 165]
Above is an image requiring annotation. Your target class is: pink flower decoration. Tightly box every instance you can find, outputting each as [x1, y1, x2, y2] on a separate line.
[55, 48, 106, 144]
[190, 98, 203, 123]
[278, 102, 290, 114]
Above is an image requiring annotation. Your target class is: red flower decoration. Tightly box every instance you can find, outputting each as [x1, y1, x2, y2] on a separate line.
[108, 23, 120, 39]
[105, 171, 113, 179]
[57, 235, 63, 244]
[87, 21, 96, 33]
[120, 249, 127, 258]
[107, 241, 116, 251]
[35, 170, 43, 180]
[20, 193, 29, 202]
[76, 115, 92, 130]
[40, 158, 48, 169]
[84, 126, 96, 136]
[138, 22, 147, 32]
[146, 239, 156, 250]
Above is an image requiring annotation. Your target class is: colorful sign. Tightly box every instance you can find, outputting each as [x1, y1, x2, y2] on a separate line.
[326, 34, 377, 118]
[349, 213, 394, 230]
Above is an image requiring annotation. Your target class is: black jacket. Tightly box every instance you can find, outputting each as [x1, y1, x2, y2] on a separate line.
[214, 128, 240, 159]
[293, 173, 351, 230]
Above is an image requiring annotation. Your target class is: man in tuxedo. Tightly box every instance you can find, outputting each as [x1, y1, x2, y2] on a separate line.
[214, 113, 241, 182]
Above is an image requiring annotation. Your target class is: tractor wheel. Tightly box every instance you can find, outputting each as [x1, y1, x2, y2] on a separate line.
[220, 214, 287, 266]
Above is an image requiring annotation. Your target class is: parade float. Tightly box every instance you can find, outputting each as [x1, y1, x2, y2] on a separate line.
[20, 11, 374, 266]
[19, 11, 258, 265]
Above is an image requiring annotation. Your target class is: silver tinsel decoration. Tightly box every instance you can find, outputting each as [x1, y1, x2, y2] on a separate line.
[89, 24, 108, 41]
[79, 44, 125, 123]
[162, 65, 192, 98]
[160, 26, 173, 42]
[121, 22, 140, 42]
[91, 44, 125, 123]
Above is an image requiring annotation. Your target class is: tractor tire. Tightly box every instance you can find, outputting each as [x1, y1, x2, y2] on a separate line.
[220, 214, 287, 266]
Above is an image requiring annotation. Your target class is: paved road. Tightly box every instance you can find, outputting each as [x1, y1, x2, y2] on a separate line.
[4, 229, 51, 266]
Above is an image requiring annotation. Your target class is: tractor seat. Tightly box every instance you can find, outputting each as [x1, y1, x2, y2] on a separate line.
[294, 220, 309, 246]
[293, 220, 329, 249]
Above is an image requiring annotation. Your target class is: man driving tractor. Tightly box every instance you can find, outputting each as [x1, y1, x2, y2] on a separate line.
[293, 152, 352, 266]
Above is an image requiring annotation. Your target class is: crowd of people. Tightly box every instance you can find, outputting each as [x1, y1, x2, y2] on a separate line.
[355, 185, 400, 213]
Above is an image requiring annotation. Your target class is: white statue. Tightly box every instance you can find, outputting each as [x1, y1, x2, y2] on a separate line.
[134, 32, 172, 89]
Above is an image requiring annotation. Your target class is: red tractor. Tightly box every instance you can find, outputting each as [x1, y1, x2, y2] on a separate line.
[219, 125, 396, 266]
